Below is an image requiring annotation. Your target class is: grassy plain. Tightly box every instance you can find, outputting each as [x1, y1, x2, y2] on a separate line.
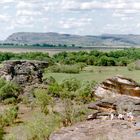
[45, 66, 140, 83]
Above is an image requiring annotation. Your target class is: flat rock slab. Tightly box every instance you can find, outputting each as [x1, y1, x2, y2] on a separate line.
[50, 119, 140, 140]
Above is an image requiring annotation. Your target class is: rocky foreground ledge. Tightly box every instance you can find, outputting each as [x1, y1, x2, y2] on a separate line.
[50, 96, 140, 140]
[50, 118, 140, 140]
[50, 76, 140, 140]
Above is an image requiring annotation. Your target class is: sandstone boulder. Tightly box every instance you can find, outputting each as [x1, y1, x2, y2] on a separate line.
[93, 75, 140, 99]
[50, 118, 140, 140]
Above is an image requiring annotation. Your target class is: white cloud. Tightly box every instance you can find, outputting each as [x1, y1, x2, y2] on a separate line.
[16, 1, 34, 9]
[59, 17, 93, 29]
[0, 0, 140, 39]
[0, 0, 16, 3]
[16, 10, 42, 16]
[61, 0, 140, 12]
[0, 14, 11, 22]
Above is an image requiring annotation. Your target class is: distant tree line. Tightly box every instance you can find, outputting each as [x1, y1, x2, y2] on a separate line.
[53, 48, 140, 66]
[0, 48, 139, 66]
[0, 43, 77, 48]
[0, 52, 54, 65]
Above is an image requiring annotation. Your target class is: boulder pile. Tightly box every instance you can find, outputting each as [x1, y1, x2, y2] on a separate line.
[89, 76, 140, 119]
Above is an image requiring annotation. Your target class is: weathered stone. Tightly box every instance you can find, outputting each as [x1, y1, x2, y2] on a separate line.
[0, 60, 48, 86]
[50, 118, 140, 140]
[93, 75, 140, 99]
[88, 95, 140, 116]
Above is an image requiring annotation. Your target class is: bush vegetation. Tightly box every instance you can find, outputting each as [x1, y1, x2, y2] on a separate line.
[0, 106, 18, 127]
[53, 48, 140, 66]
[60, 99, 89, 126]
[0, 79, 21, 102]
[0, 52, 53, 65]
[34, 89, 53, 115]
[0, 48, 139, 67]
[41, 77, 96, 103]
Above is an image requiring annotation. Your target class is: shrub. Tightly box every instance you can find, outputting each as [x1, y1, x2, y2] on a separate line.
[0, 78, 6, 87]
[34, 89, 53, 115]
[47, 82, 62, 97]
[3, 97, 17, 105]
[0, 106, 18, 127]
[0, 80, 21, 101]
[76, 81, 97, 103]
[61, 99, 90, 127]
[61, 78, 80, 92]
[61, 99, 74, 126]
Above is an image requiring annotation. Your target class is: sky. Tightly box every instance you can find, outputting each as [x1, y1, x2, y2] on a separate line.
[0, 0, 140, 40]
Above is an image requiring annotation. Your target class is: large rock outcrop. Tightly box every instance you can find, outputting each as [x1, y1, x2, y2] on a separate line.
[50, 118, 140, 140]
[0, 60, 48, 86]
[93, 75, 140, 98]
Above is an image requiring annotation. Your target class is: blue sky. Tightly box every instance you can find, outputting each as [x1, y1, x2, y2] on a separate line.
[0, 0, 140, 39]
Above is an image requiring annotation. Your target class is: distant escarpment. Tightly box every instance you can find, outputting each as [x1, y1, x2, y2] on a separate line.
[4, 32, 140, 46]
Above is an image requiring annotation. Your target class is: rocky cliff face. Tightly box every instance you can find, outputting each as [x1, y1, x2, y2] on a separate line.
[0, 60, 48, 86]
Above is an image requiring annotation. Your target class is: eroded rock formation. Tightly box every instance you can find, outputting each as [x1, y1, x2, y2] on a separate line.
[88, 95, 140, 117]
[93, 75, 140, 98]
[50, 118, 140, 140]
[0, 60, 48, 86]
